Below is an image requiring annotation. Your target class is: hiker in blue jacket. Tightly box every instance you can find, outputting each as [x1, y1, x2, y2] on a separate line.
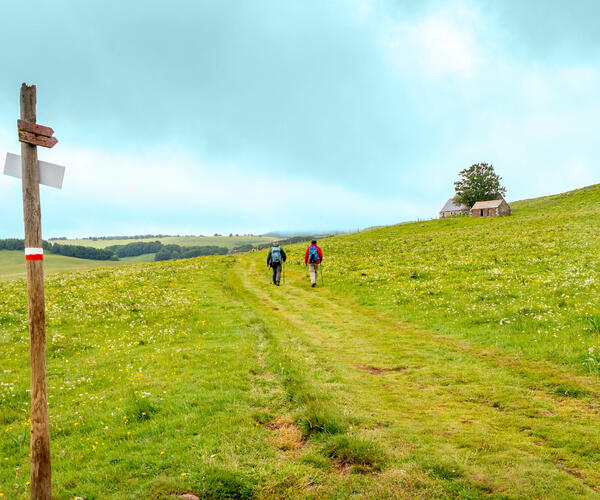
[267, 240, 287, 286]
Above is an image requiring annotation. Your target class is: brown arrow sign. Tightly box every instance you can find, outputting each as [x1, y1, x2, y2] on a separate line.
[17, 119, 58, 148]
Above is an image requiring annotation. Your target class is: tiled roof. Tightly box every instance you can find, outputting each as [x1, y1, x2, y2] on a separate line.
[471, 199, 505, 209]
[440, 197, 468, 212]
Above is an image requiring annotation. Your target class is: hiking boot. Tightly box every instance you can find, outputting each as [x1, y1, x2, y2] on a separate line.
[312, 283, 316, 287]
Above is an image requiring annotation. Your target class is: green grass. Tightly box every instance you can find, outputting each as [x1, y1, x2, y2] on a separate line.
[1, 184, 600, 498]
[0, 250, 144, 281]
[58, 235, 274, 250]
[322, 435, 386, 472]
[0, 236, 274, 280]
[308, 183, 600, 375]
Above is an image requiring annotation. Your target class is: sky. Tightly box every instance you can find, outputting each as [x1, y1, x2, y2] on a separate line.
[0, 0, 599, 238]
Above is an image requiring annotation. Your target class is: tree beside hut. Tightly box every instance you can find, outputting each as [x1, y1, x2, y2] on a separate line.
[454, 163, 506, 208]
[439, 163, 511, 219]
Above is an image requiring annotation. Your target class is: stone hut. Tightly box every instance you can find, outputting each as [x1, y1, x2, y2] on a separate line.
[470, 198, 511, 217]
[439, 197, 469, 218]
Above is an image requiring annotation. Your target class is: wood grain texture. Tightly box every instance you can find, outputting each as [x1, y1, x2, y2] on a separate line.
[18, 129, 58, 148]
[17, 119, 54, 137]
[20, 83, 52, 500]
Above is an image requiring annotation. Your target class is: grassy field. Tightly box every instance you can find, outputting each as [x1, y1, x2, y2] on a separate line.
[0, 251, 152, 281]
[57, 235, 274, 250]
[0, 235, 273, 280]
[1, 185, 600, 498]
[314, 183, 600, 375]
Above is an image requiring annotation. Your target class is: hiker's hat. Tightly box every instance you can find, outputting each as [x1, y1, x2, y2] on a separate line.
[311, 240, 317, 244]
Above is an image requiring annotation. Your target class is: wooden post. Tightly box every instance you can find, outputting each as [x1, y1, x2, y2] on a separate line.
[20, 83, 52, 500]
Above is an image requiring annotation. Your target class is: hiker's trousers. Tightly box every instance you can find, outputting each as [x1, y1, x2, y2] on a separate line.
[271, 262, 282, 284]
[309, 263, 319, 285]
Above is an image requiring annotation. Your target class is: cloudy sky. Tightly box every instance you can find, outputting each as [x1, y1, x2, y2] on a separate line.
[0, 0, 598, 238]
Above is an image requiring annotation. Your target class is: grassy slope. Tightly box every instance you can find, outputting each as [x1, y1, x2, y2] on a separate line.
[0, 251, 151, 281]
[58, 235, 274, 250]
[311, 184, 600, 375]
[1, 185, 600, 498]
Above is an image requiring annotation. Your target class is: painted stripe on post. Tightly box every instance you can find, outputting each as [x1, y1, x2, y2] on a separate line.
[25, 248, 44, 261]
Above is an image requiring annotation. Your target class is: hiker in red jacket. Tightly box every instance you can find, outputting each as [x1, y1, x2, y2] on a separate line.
[304, 240, 323, 287]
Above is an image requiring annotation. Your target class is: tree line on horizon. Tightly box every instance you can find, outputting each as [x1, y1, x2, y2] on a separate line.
[0, 239, 116, 260]
[0, 237, 320, 262]
[48, 233, 264, 241]
[0, 239, 229, 262]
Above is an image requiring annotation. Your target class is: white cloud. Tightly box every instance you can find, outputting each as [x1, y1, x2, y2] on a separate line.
[0, 131, 427, 234]
[384, 3, 485, 80]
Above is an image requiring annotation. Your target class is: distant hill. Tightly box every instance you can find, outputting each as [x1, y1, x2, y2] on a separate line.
[2, 184, 600, 497]
[2, 183, 600, 497]
[262, 230, 349, 238]
[309, 182, 600, 372]
[56, 235, 274, 250]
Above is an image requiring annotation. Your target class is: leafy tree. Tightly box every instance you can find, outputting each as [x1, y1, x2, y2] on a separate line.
[107, 241, 163, 258]
[454, 163, 506, 208]
[49, 243, 117, 260]
[231, 244, 254, 254]
[0, 238, 25, 250]
[154, 245, 228, 261]
[155, 248, 176, 261]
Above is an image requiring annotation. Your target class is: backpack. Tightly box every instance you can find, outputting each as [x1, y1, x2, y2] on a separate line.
[308, 245, 319, 263]
[271, 246, 282, 263]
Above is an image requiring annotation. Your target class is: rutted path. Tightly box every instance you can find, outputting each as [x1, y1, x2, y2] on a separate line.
[230, 256, 600, 498]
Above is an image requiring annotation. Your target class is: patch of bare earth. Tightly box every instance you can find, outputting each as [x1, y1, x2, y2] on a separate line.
[553, 459, 599, 493]
[267, 415, 305, 453]
[355, 364, 407, 375]
[332, 462, 353, 475]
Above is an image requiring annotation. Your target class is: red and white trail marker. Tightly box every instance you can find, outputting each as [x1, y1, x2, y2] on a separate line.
[25, 247, 44, 261]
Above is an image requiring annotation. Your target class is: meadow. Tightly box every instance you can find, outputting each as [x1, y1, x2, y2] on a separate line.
[313, 184, 600, 375]
[0, 235, 274, 280]
[58, 235, 274, 250]
[1, 185, 600, 498]
[0, 251, 152, 281]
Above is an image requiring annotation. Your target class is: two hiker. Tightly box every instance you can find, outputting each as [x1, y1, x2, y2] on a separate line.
[266, 239, 324, 287]
[266, 240, 287, 286]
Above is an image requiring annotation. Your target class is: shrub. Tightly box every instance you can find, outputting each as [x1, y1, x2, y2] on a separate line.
[297, 402, 347, 437]
[586, 314, 600, 333]
[49, 243, 117, 261]
[195, 467, 256, 499]
[126, 396, 159, 422]
[322, 435, 386, 472]
[106, 241, 163, 257]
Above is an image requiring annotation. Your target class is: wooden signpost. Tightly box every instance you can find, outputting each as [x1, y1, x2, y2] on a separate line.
[18, 120, 59, 150]
[18, 83, 58, 500]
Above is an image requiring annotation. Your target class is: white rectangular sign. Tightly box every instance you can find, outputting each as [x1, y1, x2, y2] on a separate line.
[3, 152, 65, 189]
